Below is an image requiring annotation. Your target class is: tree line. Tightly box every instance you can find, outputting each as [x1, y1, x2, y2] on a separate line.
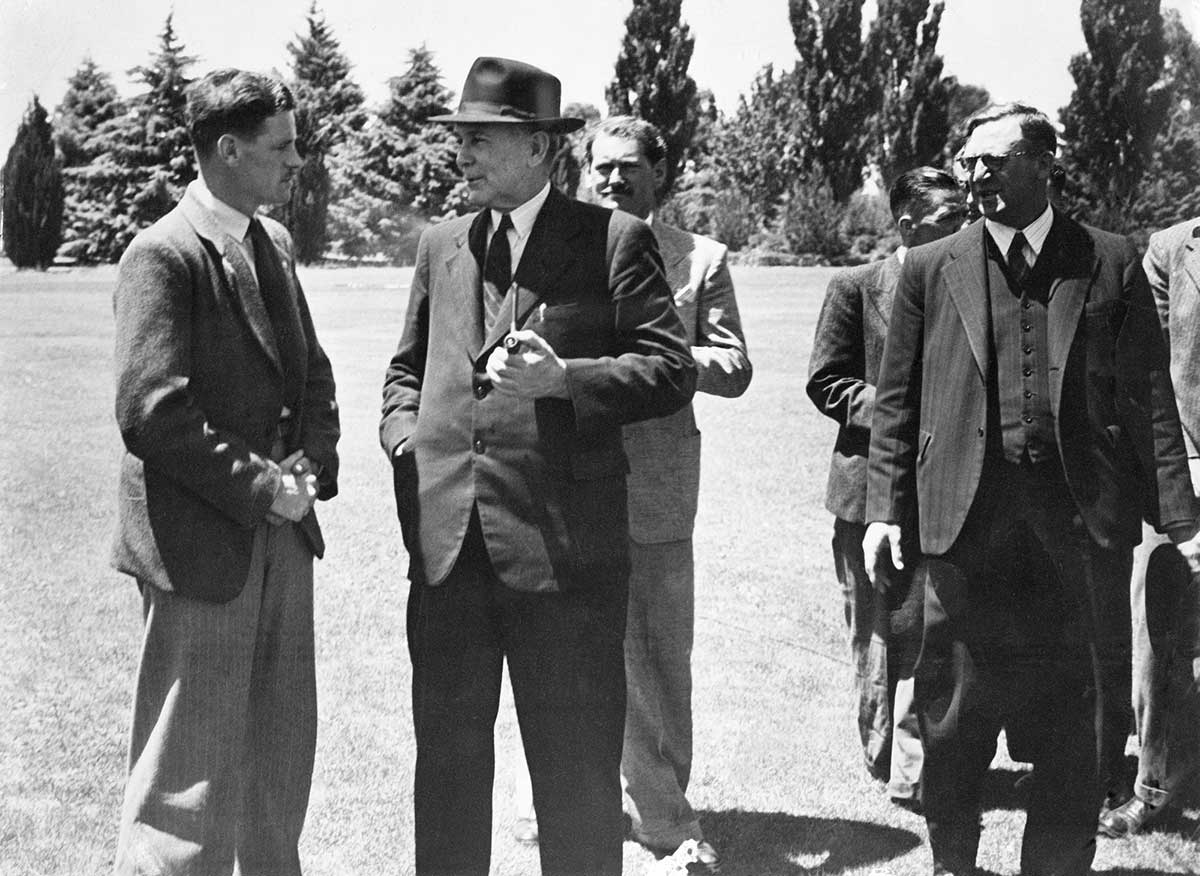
[4, 0, 1200, 270]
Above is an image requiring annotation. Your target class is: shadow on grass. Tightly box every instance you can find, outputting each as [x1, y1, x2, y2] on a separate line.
[698, 809, 922, 875]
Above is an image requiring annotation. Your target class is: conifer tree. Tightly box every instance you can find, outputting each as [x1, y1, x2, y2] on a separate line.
[286, 3, 365, 262]
[1060, 0, 1170, 230]
[3, 96, 64, 269]
[606, 0, 698, 193]
[54, 58, 125, 167]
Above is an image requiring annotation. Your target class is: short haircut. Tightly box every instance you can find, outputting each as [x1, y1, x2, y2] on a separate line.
[889, 166, 962, 220]
[963, 102, 1058, 156]
[585, 115, 667, 169]
[186, 69, 295, 158]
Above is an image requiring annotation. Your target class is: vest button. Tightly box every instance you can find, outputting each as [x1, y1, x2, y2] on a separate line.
[473, 438, 486, 454]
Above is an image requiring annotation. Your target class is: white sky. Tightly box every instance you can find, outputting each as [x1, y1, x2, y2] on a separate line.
[1, 0, 1197, 152]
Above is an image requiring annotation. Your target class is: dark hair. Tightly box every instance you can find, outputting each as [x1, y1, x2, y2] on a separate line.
[186, 69, 295, 158]
[889, 166, 962, 220]
[963, 102, 1058, 156]
[585, 115, 667, 169]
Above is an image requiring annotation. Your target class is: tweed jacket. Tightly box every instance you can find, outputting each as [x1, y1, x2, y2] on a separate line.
[379, 187, 696, 592]
[807, 253, 901, 524]
[111, 188, 340, 603]
[866, 213, 1196, 555]
[622, 219, 752, 544]
[1144, 219, 1200, 461]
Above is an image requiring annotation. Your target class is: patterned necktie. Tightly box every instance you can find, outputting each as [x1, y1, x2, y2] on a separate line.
[483, 213, 513, 332]
[1006, 231, 1031, 290]
[247, 218, 304, 409]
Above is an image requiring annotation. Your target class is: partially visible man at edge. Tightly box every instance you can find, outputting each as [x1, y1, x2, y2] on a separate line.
[1098, 218, 1200, 838]
[807, 167, 968, 810]
[111, 68, 340, 874]
[379, 58, 696, 876]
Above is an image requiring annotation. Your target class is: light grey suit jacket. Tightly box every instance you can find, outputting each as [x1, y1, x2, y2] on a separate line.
[1144, 219, 1200, 460]
[623, 220, 752, 544]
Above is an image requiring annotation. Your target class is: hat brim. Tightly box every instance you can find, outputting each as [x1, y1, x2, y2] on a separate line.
[429, 110, 584, 133]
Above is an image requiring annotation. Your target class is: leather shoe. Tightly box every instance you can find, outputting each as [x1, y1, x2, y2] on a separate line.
[1097, 796, 1161, 838]
[512, 815, 538, 845]
[652, 839, 721, 874]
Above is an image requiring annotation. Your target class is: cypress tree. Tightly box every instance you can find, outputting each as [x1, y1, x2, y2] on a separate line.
[3, 96, 65, 269]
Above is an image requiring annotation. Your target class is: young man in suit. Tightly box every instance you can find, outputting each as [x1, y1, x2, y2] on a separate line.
[863, 103, 1200, 875]
[111, 69, 340, 874]
[1098, 219, 1200, 838]
[807, 167, 967, 809]
[586, 115, 752, 870]
[379, 58, 696, 876]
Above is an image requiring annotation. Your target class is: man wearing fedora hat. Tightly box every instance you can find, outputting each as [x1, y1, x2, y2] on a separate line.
[380, 57, 696, 876]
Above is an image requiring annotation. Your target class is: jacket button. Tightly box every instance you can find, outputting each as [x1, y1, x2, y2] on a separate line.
[473, 438, 486, 454]
[977, 427, 984, 437]
[474, 382, 489, 399]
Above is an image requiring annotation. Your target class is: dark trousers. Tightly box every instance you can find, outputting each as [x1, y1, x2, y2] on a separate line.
[407, 511, 629, 876]
[917, 457, 1131, 876]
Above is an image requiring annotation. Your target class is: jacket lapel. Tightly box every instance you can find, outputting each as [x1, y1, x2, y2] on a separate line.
[1044, 214, 1096, 404]
[1182, 227, 1200, 292]
[941, 222, 991, 380]
[477, 188, 581, 358]
[179, 191, 281, 374]
[449, 211, 487, 352]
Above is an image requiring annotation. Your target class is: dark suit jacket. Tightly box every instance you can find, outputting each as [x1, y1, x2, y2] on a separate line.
[807, 253, 901, 523]
[379, 187, 696, 592]
[866, 213, 1195, 555]
[111, 188, 340, 603]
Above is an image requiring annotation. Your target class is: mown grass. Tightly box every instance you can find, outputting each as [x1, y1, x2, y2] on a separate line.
[0, 263, 1195, 875]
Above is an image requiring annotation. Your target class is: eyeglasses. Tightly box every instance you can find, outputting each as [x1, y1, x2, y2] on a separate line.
[955, 151, 1044, 173]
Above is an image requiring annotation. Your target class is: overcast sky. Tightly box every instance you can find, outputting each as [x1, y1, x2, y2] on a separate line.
[1, 0, 1196, 153]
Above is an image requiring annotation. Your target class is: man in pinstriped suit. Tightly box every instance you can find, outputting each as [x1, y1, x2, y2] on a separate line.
[111, 70, 339, 874]
[864, 103, 1200, 875]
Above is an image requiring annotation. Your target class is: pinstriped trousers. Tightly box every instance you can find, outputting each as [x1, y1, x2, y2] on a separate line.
[114, 522, 316, 876]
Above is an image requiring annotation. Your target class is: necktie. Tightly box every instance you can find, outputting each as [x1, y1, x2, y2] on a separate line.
[247, 218, 304, 409]
[483, 213, 513, 332]
[1006, 231, 1031, 290]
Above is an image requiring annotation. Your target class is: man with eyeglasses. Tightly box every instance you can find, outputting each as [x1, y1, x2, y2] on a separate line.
[863, 102, 1200, 875]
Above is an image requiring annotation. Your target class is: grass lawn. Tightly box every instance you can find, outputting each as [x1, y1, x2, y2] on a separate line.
[1, 262, 1197, 875]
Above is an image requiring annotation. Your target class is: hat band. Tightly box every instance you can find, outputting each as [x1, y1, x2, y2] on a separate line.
[456, 100, 541, 121]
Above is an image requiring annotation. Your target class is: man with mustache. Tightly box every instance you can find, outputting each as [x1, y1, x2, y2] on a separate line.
[586, 115, 751, 870]
[111, 69, 340, 874]
[380, 59, 695, 876]
[864, 102, 1200, 874]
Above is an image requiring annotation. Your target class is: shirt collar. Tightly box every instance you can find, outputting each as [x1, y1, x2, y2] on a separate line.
[986, 203, 1054, 260]
[190, 176, 254, 242]
[491, 182, 551, 240]
[896, 245, 908, 265]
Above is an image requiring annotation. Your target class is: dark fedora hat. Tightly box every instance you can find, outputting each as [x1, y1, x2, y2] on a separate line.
[430, 57, 584, 133]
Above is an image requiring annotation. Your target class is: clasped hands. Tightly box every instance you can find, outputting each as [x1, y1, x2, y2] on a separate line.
[485, 330, 568, 399]
[267, 448, 320, 525]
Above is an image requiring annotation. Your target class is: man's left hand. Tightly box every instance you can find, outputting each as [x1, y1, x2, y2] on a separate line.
[485, 330, 569, 399]
[1175, 529, 1200, 577]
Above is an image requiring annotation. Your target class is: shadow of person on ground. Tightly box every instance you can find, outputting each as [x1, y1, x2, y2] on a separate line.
[698, 809, 921, 875]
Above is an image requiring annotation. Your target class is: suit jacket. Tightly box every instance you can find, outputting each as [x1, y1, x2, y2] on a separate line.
[1144, 219, 1200, 461]
[807, 253, 901, 523]
[623, 220, 751, 544]
[866, 213, 1195, 555]
[111, 188, 340, 603]
[379, 187, 696, 592]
